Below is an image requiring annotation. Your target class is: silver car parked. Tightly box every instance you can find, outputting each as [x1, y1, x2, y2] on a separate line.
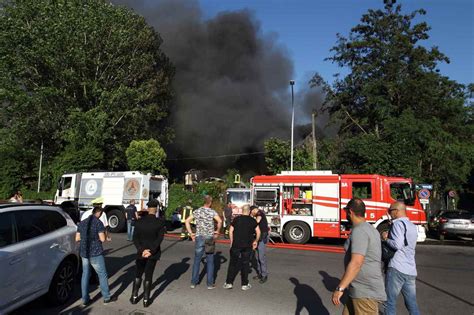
[0, 204, 79, 314]
[438, 211, 474, 241]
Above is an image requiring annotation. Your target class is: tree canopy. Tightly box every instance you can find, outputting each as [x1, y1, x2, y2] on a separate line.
[0, 0, 174, 195]
[126, 139, 168, 176]
[310, 3, 473, 196]
[264, 138, 313, 174]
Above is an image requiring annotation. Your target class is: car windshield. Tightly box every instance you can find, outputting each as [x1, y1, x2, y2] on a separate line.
[390, 182, 415, 206]
[227, 191, 250, 204]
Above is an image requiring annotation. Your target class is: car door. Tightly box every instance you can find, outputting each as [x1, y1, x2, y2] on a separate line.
[14, 210, 63, 295]
[0, 211, 25, 312]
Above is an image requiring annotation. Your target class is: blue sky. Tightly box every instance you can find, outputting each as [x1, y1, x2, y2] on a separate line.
[199, 0, 473, 90]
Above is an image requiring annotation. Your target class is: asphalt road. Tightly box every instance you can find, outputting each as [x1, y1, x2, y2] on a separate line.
[12, 233, 474, 315]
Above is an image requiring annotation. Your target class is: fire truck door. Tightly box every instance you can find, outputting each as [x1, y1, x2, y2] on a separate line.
[312, 182, 340, 238]
[346, 179, 378, 223]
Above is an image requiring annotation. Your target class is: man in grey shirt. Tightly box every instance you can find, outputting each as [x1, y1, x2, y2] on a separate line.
[382, 201, 420, 315]
[332, 198, 386, 315]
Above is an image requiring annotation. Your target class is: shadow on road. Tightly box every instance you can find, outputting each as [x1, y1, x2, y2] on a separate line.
[197, 251, 227, 284]
[319, 271, 339, 292]
[150, 257, 191, 302]
[289, 277, 330, 315]
[318, 271, 348, 306]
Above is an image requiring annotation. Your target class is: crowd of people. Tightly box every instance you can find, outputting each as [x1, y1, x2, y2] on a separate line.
[75, 195, 419, 314]
[76, 195, 270, 308]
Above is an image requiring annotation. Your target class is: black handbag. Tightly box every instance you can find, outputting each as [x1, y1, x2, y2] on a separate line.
[205, 238, 215, 254]
[381, 221, 407, 264]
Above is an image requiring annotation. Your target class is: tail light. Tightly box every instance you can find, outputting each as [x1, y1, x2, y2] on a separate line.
[439, 218, 448, 224]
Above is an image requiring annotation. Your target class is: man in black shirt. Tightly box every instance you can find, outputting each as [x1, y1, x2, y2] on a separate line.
[223, 205, 261, 291]
[125, 199, 138, 241]
[130, 199, 166, 307]
[250, 205, 269, 283]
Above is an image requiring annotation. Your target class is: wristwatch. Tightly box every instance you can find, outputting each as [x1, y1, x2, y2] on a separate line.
[335, 286, 345, 292]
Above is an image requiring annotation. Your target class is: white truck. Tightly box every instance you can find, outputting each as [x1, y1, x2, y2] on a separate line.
[54, 171, 168, 232]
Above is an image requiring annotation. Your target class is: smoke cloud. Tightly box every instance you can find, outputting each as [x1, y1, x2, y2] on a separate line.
[112, 0, 332, 175]
[114, 0, 292, 155]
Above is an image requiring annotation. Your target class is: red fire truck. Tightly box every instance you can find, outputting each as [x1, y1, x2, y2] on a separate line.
[251, 171, 427, 244]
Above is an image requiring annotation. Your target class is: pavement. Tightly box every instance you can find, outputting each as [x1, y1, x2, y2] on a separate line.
[12, 233, 474, 315]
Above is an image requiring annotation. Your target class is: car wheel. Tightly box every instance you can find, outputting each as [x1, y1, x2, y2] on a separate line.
[47, 259, 76, 305]
[284, 221, 310, 244]
[107, 209, 126, 233]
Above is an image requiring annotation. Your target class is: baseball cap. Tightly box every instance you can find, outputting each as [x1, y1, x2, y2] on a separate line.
[91, 196, 104, 205]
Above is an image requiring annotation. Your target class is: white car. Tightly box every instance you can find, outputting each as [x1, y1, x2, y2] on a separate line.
[0, 204, 79, 314]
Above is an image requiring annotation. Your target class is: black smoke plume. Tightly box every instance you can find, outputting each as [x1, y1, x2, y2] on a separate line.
[113, 0, 328, 176]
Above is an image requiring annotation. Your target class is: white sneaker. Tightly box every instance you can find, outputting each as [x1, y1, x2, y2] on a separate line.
[223, 283, 233, 289]
[241, 284, 252, 291]
[190, 284, 196, 289]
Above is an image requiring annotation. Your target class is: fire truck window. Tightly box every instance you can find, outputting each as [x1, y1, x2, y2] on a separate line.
[352, 182, 372, 199]
[63, 177, 72, 190]
[256, 190, 277, 201]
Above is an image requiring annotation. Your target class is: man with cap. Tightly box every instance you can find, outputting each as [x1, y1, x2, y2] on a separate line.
[332, 198, 386, 315]
[130, 199, 166, 307]
[76, 202, 115, 305]
[81, 197, 110, 241]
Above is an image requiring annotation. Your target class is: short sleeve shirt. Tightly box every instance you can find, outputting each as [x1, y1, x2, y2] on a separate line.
[78, 216, 105, 258]
[344, 222, 386, 301]
[193, 207, 218, 237]
[125, 205, 137, 221]
[231, 215, 258, 248]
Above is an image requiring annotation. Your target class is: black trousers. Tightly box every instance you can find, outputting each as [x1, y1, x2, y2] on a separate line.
[226, 247, 252, 286]
[135, 258, 157, 282]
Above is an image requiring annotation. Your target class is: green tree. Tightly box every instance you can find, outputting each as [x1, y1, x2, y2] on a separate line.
[311, 3, 473, 194]
[126, 139, 168, 176]
[264, 138, 314, 174]
[0, 0, 174, 195]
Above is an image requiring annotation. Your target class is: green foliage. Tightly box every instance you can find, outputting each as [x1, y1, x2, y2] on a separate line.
[126, 139, 168, 176]
[224, 169, 240, 187]
[310, 3, 474, 194]
[166, 182, 226, 218]
[0, 0, 174, 196]
[264, 138, 314, 174]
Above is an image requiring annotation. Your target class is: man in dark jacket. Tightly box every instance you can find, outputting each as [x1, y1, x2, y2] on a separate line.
[130, 199, 166, 307]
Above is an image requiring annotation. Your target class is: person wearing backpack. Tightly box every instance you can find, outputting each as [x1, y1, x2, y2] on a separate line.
[382, 201, 420, 315]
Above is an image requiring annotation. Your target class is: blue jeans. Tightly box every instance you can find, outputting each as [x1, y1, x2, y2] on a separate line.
[127, 220, 135, 241]
[256, 234, 268, 277]
[191, 235, 215, 286]
[384, 267, 420, 315]
[81, 255, 110, 302]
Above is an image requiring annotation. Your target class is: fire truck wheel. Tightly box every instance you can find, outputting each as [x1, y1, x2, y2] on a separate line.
[107, 209, 126, 233]
[284, 221, 310, 244]
[376, 222, 390, 237]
